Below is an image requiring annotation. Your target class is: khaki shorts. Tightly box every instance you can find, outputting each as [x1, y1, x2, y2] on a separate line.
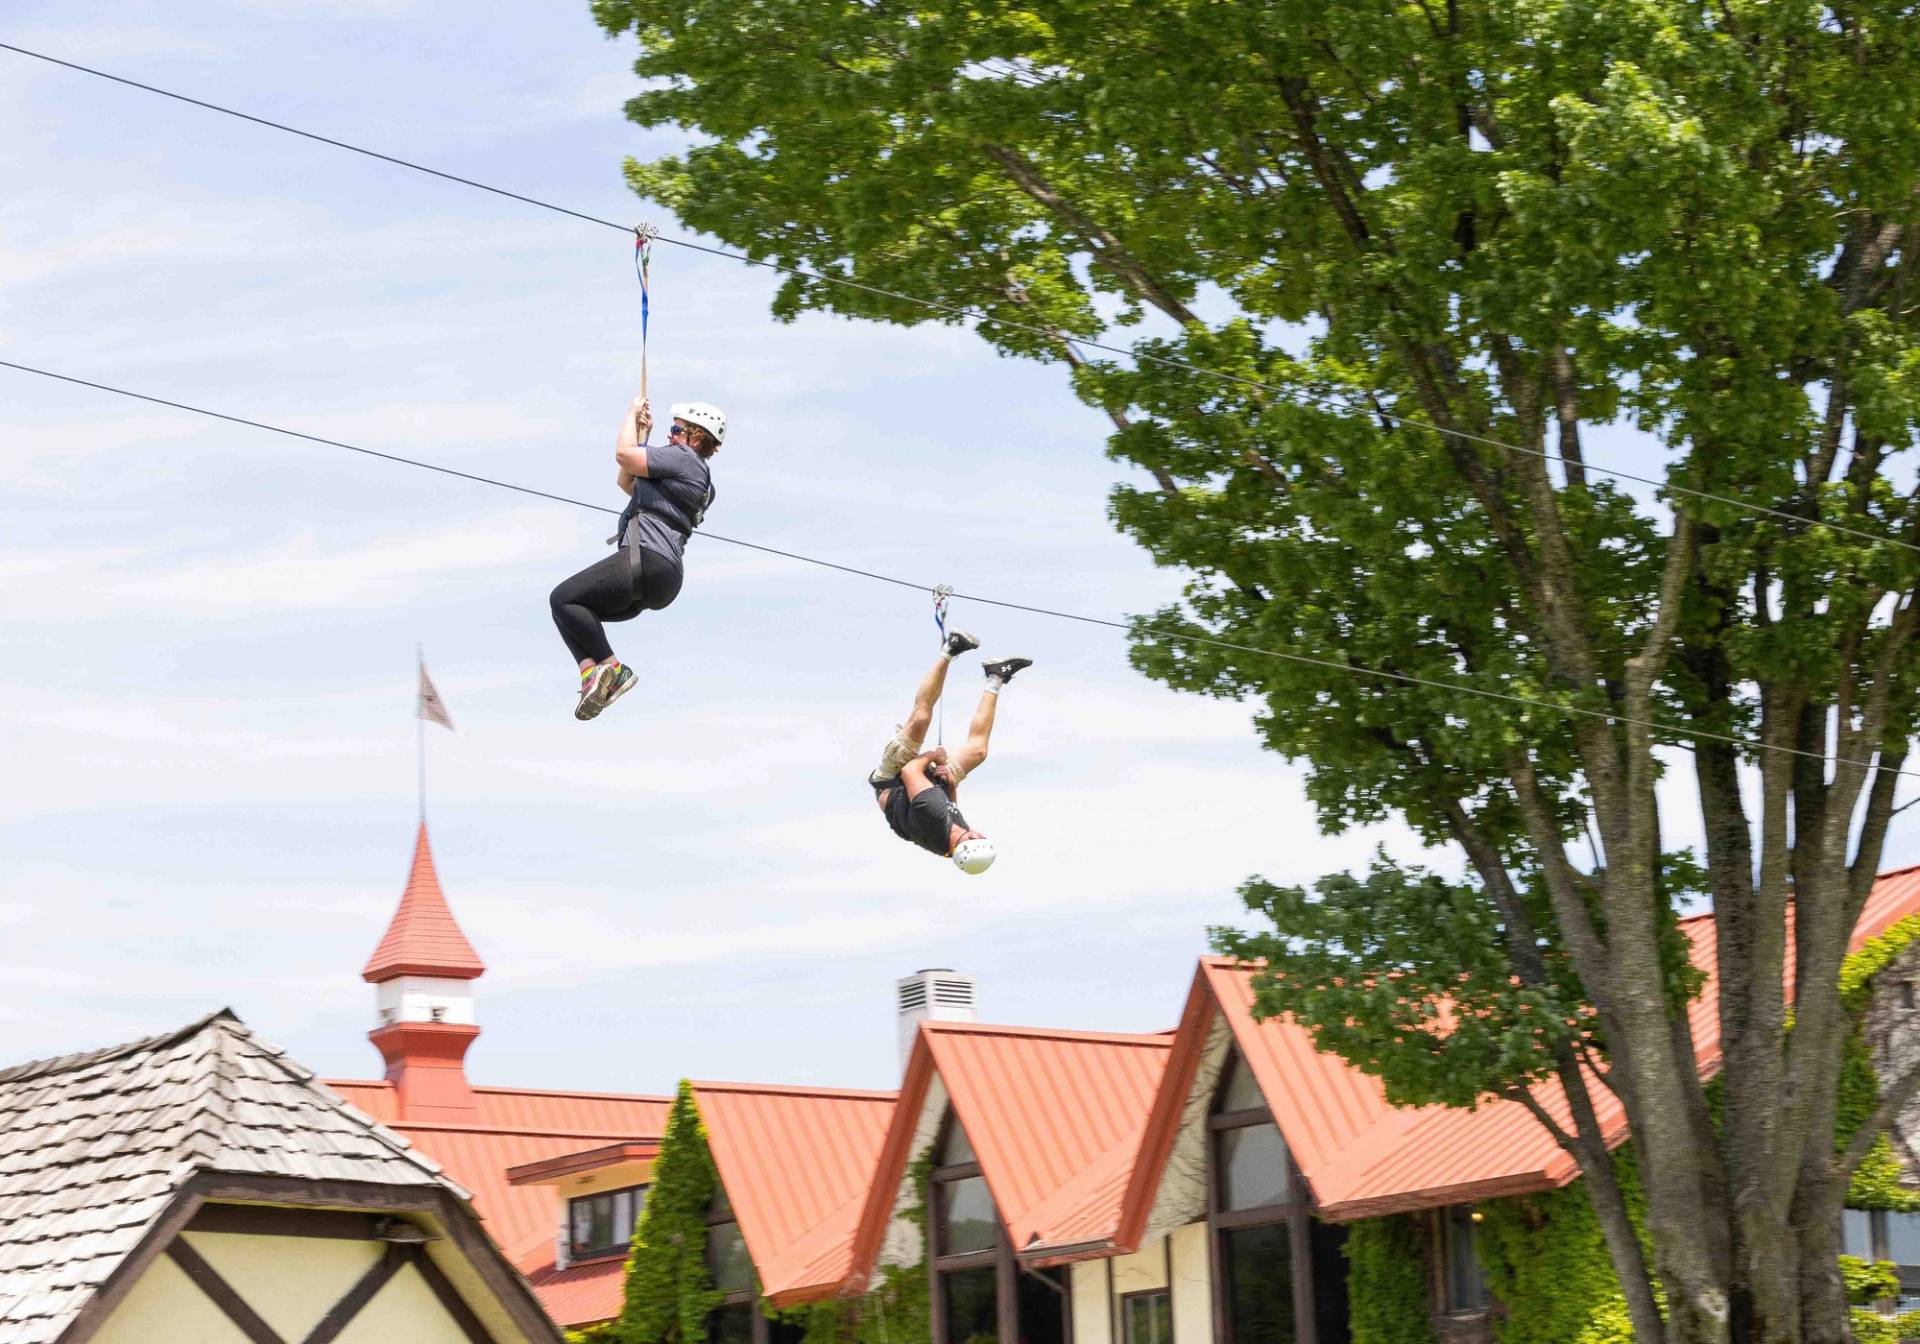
[870, 725, 970, 788]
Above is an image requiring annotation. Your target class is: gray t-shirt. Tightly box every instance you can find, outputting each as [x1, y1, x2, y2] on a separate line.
[619, 441, 714, 564]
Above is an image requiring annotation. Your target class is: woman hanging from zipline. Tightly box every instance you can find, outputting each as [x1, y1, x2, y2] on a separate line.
[550, 394, 725, 720]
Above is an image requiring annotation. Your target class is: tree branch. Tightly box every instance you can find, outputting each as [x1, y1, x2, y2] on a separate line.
[980, 144, 1201, 326]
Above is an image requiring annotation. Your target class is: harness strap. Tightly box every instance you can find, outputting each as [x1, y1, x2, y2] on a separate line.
[634, 224, 658, 417]
[933, 584, 954, 746]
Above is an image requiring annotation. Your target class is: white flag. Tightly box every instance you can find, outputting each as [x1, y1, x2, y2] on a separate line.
[418, 662, 455, 732]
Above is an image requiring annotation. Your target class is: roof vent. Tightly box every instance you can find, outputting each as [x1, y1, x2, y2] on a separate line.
[896, 968, 976, 1068]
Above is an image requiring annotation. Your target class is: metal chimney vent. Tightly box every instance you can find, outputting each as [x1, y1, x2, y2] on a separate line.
[896, 968, 977, 1068]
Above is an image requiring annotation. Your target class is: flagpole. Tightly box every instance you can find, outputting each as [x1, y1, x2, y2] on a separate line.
[417, 645, 426, 824]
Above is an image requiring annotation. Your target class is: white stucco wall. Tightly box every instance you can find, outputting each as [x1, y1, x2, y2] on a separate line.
[878, 1075, 951, 1272]
[1072, 1259, 1111, 1344]
[1067, 1224, 1212, 1344]
[185, 1230, 384, 1341]
[92, 1253, 253, 1344]
[90, 1226, 531, 1344]
[336, 1262, 483, 1344]
[1169, 1222, 1212, 1344]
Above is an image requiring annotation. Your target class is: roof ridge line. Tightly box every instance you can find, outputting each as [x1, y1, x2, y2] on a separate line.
[0, 1006, 240, 1085]
[922, 1021, 1175, 1046]
[692, 1080, 899, 1100]
[222, 1015, 476, 1201]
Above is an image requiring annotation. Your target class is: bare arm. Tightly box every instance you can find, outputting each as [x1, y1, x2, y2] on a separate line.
[614, 396, 653, 488]
[899, 748, 950, 800]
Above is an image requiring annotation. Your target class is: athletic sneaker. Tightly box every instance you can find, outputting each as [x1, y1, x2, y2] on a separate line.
[982, 657, 1033, 685]
[944, 629, 981, 658]
[574, 665, 611, 721]
[594, 663, 637, 716]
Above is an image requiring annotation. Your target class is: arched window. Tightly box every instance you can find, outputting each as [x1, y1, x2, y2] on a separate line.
[1207, 1051, 1349, 1344]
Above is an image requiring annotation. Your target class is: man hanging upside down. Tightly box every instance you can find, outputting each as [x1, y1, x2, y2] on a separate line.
[867, 630, 1032, 874]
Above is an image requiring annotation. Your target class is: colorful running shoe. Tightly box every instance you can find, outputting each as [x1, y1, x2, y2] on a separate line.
[575, 665, 611, 721]
[593, 663, 638, 716]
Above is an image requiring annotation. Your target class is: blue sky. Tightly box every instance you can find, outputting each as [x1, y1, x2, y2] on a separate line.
[5, 2, 1905, 1095]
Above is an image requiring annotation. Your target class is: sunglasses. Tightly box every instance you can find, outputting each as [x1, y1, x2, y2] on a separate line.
[669, 423, 689, 438]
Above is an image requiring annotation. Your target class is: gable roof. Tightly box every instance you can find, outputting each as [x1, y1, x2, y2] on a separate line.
[362, 823, 486, 982]
[325, 1077, 672, 1327]
[0, 1010, 473, 1344]
[847, 1022, 1171, 1286]
[692, 1081, 896, 1306]
[1119, 866, 1920, 1236]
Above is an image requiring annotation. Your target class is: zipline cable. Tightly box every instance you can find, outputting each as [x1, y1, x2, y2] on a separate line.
[6, 40, 1920, 560]
[5, 354, 1914, 784]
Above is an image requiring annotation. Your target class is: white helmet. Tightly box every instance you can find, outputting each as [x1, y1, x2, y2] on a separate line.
[953, 838, 997, 875]
[670, 401, 727, 446]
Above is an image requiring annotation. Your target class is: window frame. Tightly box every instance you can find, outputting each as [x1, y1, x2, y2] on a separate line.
[1850, 1208, 1920, 1314]
[1120, 1287, 1173, 1344]
[1206, 1049, 1321, 1344]
[926, 1110, 1071, 1344]
[930, 1111, 1014, 1344]
[704, 1185, 780, 1344]
[1436, 1205, 1490, 1316]
[565, 1182, 649, 1263]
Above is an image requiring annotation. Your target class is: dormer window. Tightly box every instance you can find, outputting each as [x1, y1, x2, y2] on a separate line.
[567, 1183, 647, 1261]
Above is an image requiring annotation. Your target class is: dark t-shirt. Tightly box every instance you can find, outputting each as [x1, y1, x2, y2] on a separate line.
[619, 441, 714, 563]
[876, 777, 968, 857]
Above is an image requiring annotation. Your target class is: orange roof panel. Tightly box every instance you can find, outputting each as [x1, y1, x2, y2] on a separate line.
[361, 823, 486, 981]
[325, 1076, 671, 1326]
[848, 1021, 1170, 1285]
[693, 1082, 897, 1305]
[1123, 866, 1920, 1234]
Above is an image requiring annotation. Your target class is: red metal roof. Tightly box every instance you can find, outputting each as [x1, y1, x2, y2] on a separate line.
[692, 1082, 897, 1306]
[848, 1022, 1170, 1287]
[1119, 866, 1920, 1235]
[325, 1077, 671, 1326]
[361, 823, 486, 982]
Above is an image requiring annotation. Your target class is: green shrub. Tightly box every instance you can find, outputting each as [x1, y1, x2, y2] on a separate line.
[1345, 1215, 1436, 1344]
[614, 1082, 725, 1344]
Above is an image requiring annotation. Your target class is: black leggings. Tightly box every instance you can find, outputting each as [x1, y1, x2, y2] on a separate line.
[549, 548, 685, 665]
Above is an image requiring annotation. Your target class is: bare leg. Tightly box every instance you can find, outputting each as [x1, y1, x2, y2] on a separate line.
[951, 686, 999, 779]
[902, 653, 953, 744]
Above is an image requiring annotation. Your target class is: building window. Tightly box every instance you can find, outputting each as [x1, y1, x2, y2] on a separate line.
[568, 1184, 647, 1260]
[707, 1217, 755, 1295]
[1123, 1289, 1173, 1344]
[924, 1111, 1069, 1344]
[942, 1264, 1000, 1344]
[932, 1112, 1001, 1344]
[1440, 1206, 1489, 1314]
[937, 1174, 999, 1256]
[710, 1302, 754, 1344]
[1851, 1209, 1920, 1312]
[1210, 1050, 1323, 1344]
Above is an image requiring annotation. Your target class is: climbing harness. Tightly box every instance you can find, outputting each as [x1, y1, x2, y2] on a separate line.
[634, 223, 659, 419]
[933, 584, 954, 746]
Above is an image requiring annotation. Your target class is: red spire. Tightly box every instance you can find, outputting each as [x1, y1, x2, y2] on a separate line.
[361, 823, 486, 983]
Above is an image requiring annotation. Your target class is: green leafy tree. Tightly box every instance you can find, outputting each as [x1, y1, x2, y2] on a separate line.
[588, 2, 1920, 1342]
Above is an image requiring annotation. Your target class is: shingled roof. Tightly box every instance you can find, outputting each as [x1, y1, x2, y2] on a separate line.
[0, 1009, 474, 1344]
